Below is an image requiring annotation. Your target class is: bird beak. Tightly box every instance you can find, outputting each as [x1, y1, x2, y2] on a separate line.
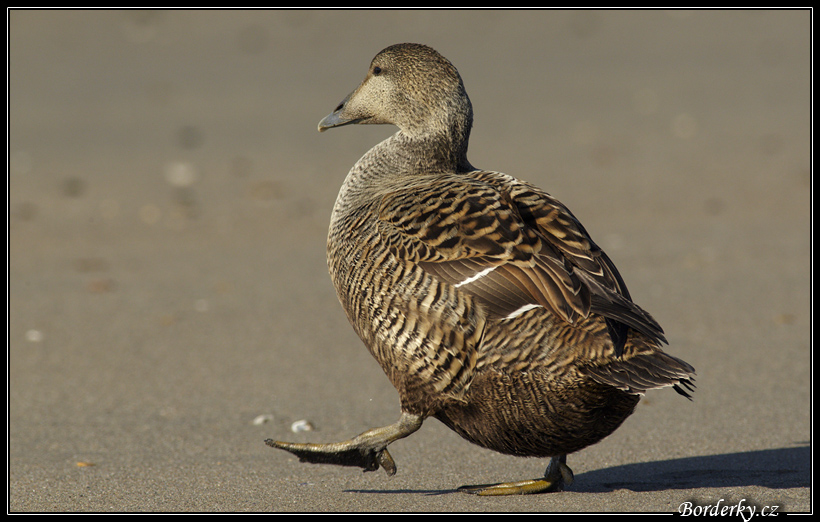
[318, 91, 361, 132]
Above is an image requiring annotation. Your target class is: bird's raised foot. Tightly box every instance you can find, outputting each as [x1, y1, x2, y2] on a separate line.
[265, 412, 422, 476]
[265, 438, 396, 474]
[457, 455, 574, 496]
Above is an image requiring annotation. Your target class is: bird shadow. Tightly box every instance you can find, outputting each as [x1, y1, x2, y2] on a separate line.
[570, 443, 810, 493]
[344, 444, 810, 496]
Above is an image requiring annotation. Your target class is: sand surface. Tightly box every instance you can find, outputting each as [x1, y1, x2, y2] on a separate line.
[9, 9, 810, 513]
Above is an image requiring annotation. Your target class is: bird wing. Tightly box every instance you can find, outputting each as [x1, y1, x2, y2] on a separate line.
[377, 171, 666, 354]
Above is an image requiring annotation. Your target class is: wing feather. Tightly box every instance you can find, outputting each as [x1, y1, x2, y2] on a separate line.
[377, 171, 667, 354]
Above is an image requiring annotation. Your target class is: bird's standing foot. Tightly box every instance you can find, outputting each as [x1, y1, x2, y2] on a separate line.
[457, 454, 574, 496]
[265, 412, 423, 476]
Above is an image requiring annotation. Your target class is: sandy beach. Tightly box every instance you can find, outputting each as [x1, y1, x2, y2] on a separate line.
[9, 9, 810, 512]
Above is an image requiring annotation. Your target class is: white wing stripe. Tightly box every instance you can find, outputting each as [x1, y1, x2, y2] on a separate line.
[504, 303, 543, 320]
[454, 266, 497, 288]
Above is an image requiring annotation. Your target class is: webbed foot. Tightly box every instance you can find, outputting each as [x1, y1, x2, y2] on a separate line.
[458, 455, 574, 496]
[265, 438, 398, 474]
[266, 412, 422, 476]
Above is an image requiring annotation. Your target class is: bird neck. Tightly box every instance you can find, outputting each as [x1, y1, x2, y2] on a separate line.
[396, 110, 475, 174]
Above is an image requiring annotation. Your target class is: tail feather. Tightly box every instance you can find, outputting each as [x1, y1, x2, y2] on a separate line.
[586, 351, 696, 399]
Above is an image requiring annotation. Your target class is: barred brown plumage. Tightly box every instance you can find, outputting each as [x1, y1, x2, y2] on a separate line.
[266, 43, 696, 495]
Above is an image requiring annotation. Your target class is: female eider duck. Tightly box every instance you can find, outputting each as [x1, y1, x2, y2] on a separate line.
[267, 43, 695, 495]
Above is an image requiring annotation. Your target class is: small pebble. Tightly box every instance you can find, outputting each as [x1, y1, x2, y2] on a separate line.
[164, 161, 198, 187]
[291, 419, 314, 433]
[25, 330, 43, 343]
[252, 414, 274, 426]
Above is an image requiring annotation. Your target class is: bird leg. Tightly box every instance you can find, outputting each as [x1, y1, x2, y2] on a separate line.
[457, 454, 574, 496]
[265, 412, 423, 476]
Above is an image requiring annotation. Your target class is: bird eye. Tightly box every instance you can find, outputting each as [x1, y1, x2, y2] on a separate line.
[372, 66, 382, 76]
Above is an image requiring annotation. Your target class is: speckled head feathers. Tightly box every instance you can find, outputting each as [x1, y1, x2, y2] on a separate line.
[318, 43, 473, 144]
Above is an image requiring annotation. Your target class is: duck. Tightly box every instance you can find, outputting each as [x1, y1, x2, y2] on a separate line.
[266, 43, 695, 495]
